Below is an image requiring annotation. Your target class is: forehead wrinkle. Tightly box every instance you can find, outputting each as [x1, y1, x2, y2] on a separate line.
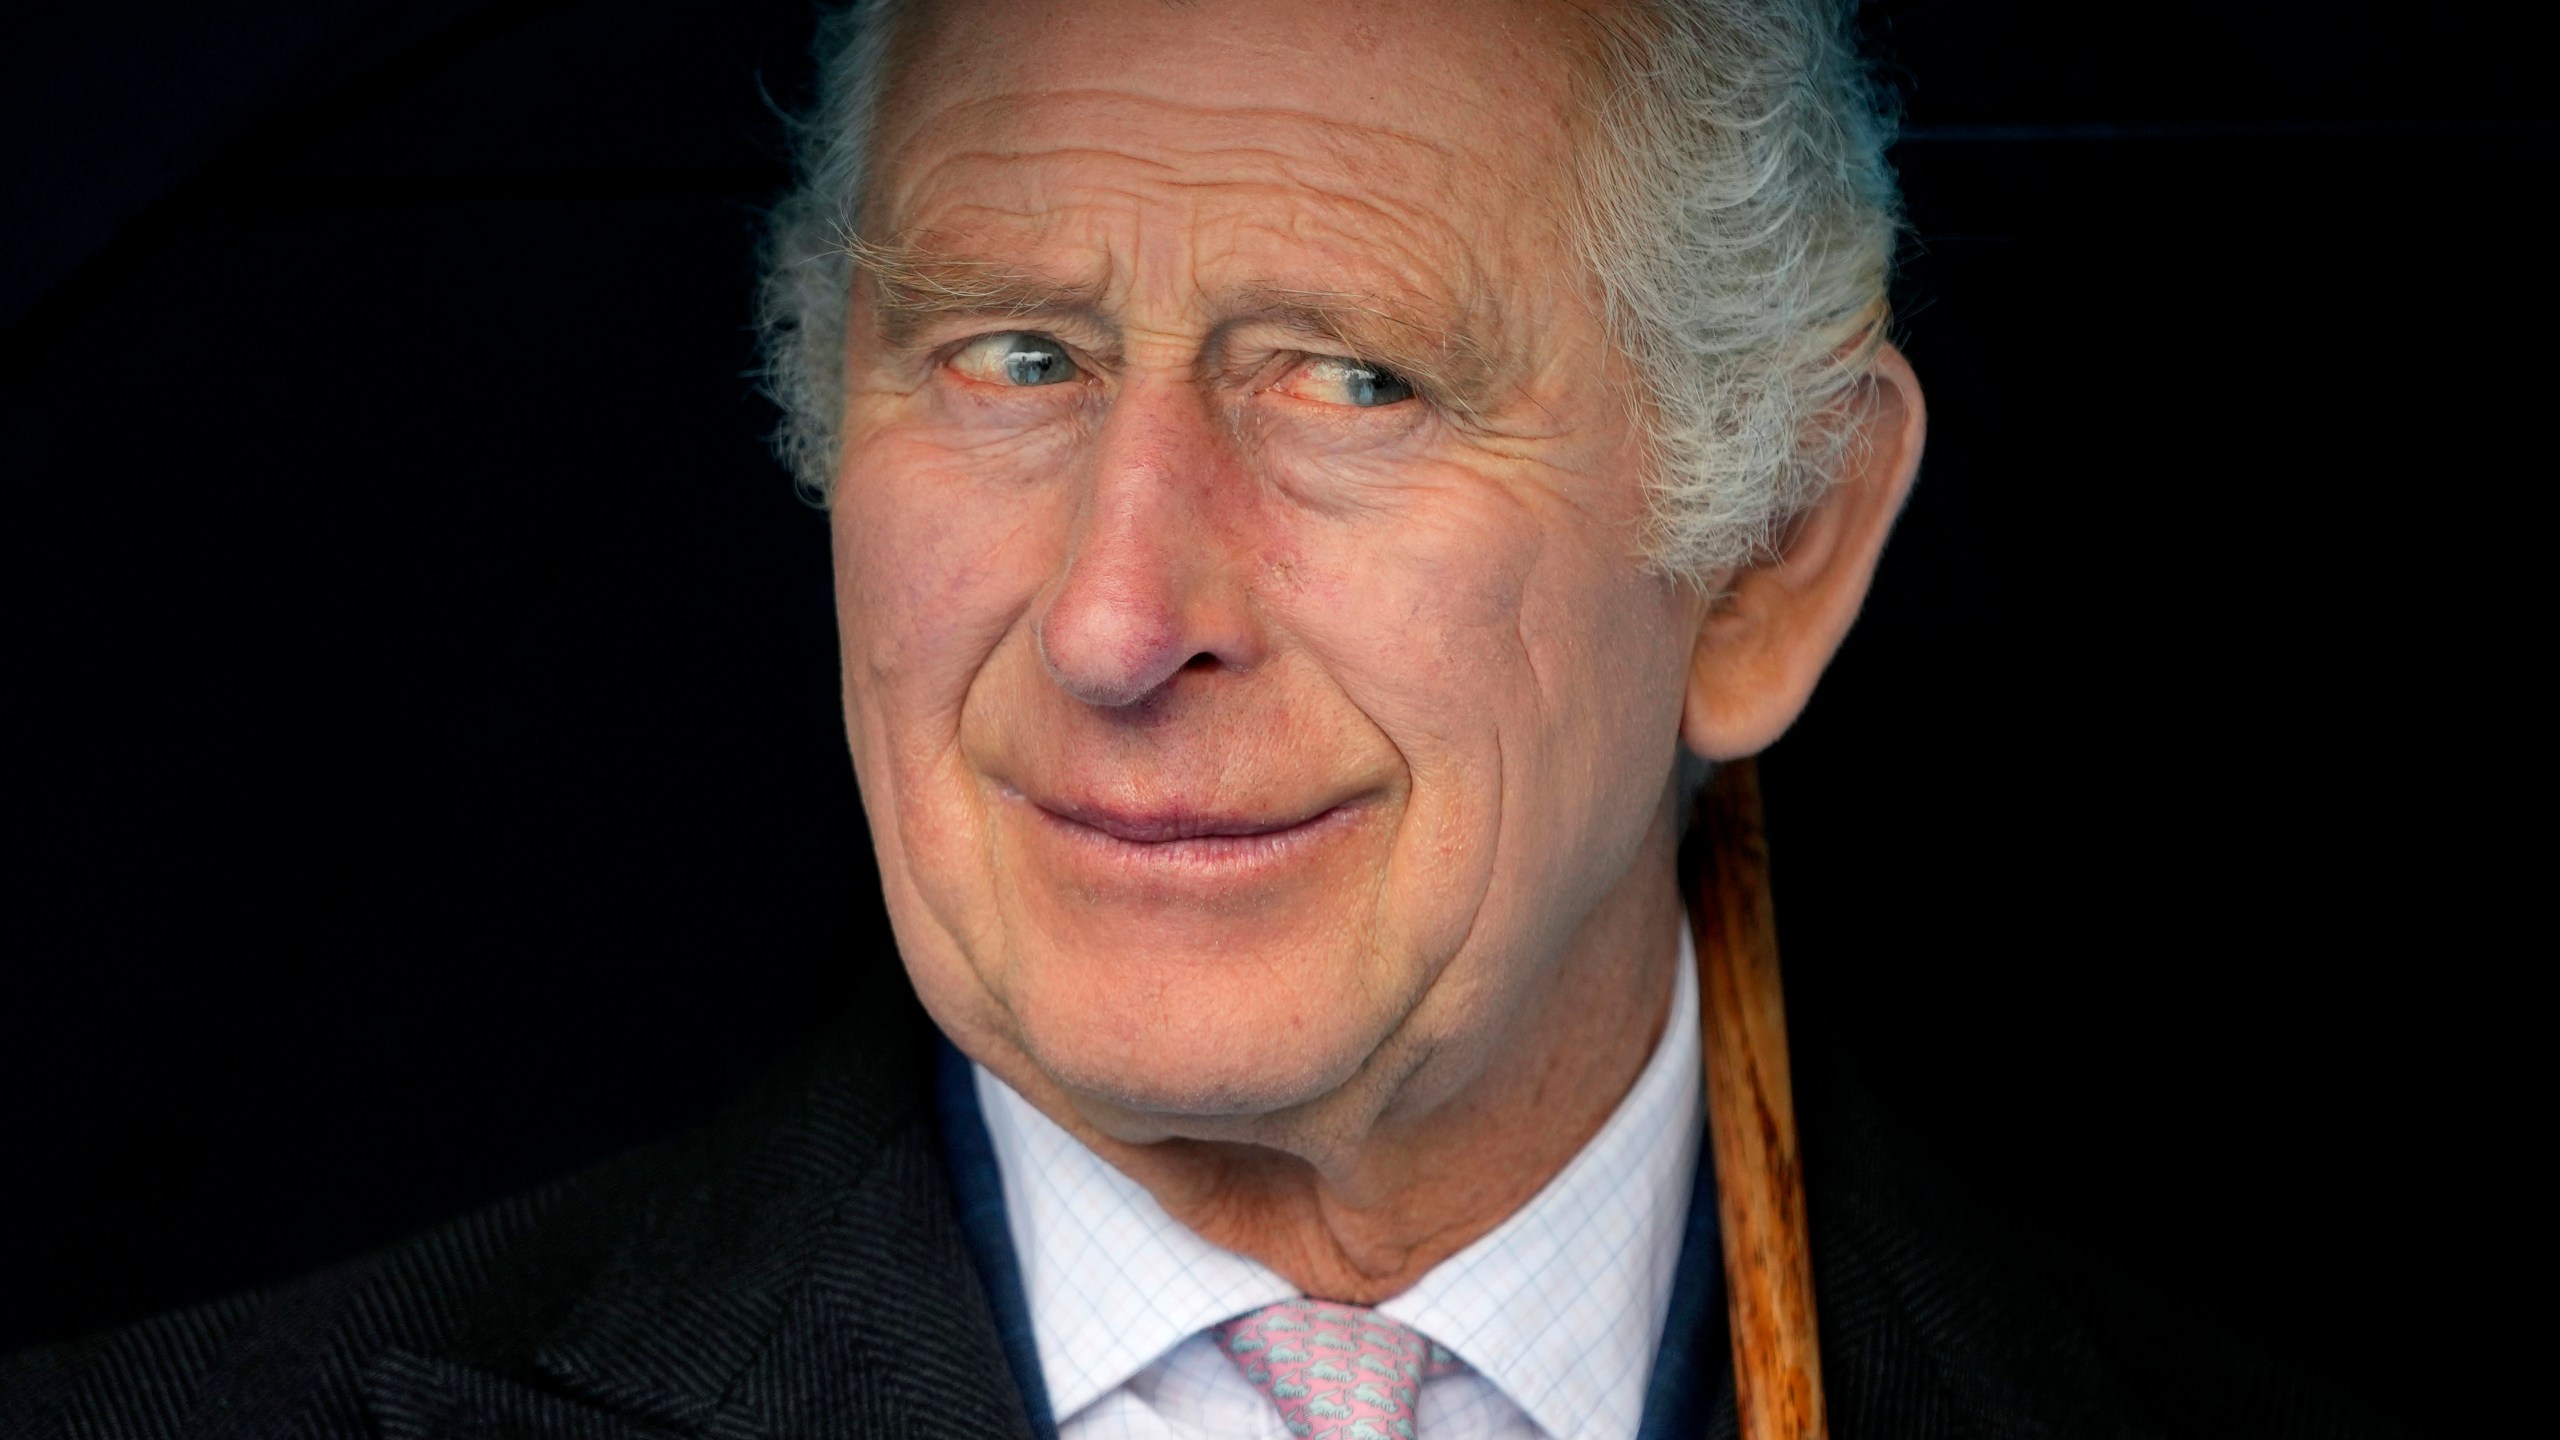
[865, 96, 1551, 415]
[887, 87, 1471, 176]
[871, 86, 1497, 242]
[875, 83, 1533, 283]
[886, 141, 1488, 277]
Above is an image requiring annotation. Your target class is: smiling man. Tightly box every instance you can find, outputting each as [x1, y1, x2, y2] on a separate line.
[3, 3, 2401, 1439]
[796, 1, 1913, 1432]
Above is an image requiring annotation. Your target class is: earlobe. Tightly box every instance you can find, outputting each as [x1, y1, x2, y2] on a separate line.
[1679, 343, 1927, 760]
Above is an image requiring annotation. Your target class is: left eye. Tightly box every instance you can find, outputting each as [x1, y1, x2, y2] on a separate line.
[950, 332, 1080, 387]
[1280, 356, 1416, 408]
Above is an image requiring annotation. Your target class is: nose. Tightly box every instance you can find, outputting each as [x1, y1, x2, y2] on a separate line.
[1036, 381, 1265, 709]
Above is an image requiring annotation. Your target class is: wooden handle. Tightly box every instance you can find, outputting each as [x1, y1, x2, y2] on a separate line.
[1690, 758, 1827, 1440]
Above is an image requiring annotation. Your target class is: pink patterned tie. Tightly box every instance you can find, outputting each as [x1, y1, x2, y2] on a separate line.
[1213, 1299, 1461, 1439]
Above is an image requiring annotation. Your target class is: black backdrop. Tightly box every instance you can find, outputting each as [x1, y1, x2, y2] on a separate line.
[2, 4, 2546, 1434]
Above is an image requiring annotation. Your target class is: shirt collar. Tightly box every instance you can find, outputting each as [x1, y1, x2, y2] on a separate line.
[976, 923, 1703, 1440]
[975, 1064, 1296, 1422]
[1378, 924, 1703, 1440]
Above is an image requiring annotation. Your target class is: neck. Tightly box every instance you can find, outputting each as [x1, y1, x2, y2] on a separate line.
[999, 809, 1689, 1304]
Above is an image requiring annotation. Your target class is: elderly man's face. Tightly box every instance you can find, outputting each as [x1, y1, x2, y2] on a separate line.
[833, 0, 1701, 1122]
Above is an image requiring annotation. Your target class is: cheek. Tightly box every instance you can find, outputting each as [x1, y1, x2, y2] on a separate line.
[833, 422, 1075, 719]
[1262, 448, 1691, 933]
[832, 417, 1086, 1021]
[1255, 445, 1658, 773]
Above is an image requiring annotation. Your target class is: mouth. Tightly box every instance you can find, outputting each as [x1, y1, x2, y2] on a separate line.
[1006, 788, 1367, 874]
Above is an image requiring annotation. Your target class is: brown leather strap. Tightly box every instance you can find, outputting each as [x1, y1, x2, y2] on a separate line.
[1689, 758, 1827, 1440]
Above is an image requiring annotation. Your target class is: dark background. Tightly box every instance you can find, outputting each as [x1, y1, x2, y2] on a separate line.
[3, 2, 2546, 1433]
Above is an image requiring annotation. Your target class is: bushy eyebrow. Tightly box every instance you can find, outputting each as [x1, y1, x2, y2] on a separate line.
[848, 236, 1506, 416]
[850, 235, 1112, 350]
[1222, 285, 1501, 419]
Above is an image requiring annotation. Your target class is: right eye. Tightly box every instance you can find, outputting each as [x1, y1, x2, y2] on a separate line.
[948, 332, 1080, 388]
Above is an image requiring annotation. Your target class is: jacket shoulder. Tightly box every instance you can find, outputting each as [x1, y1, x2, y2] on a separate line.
[0, 1175, 607, 1439]
[0, 992, 978, 1440]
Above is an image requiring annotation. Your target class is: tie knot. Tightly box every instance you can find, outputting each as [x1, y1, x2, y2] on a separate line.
[1212, 1299, 1459, 1439]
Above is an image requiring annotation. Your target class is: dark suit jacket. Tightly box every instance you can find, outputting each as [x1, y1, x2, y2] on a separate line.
[1, 964, 2399, 1439]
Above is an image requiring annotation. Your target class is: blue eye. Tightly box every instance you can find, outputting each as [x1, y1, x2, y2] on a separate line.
[1286, 356, 1416, 408]
[1341, 363, 1413, 407]
[953, 332, 1080, 387]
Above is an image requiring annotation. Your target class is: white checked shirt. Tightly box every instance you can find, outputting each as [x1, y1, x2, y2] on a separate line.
[975, 926, 1704, 1440]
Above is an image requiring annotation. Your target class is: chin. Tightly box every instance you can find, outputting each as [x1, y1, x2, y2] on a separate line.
[1001, 928, 1404, 1124]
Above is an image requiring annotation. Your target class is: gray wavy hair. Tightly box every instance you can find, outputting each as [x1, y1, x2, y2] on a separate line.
[757, 0, 1900, 586]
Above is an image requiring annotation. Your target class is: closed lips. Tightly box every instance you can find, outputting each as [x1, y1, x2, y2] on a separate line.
[1036, 800, 1345, 844]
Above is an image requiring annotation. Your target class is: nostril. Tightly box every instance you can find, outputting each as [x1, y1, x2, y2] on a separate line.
[1182, 651, 1219, 672]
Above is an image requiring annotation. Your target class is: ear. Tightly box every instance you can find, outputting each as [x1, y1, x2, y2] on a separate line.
[1680, 343, 1926, 761]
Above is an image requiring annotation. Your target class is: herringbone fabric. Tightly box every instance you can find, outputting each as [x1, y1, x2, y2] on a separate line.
[0, 973, 1041, 1440]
